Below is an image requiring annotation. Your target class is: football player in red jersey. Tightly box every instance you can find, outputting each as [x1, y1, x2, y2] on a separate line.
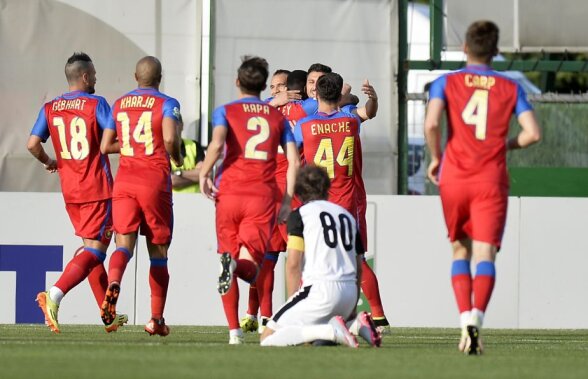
[28, 52, 128, 333]
[199, 56, 300, 344]
[425, 20, 541, 355]
[295, 73, 361, 216]
[100, 56, 183, 336]
[241, 69, 310, 333]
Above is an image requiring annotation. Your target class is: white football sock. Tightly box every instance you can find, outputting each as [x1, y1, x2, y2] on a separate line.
[260, 325, 335, 347]
[49, 286, 64, 305]
[229, 328, 243, 338]
[460, 311, 472, 329]
[470, 308, 485, 328]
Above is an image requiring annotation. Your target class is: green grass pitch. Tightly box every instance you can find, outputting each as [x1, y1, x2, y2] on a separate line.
[0, 325, 587, 379]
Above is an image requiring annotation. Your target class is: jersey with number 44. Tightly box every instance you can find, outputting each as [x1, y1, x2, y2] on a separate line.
[294, 111, 362, 215]
[429, 64, 533, 186]
[31, 91, 113, 203]
[212, 97, 295, 198]
[107, 88, 181, 191]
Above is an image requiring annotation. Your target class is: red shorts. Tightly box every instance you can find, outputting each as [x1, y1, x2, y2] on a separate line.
[65, 199, 113, 245]
[112, 182, 173, 245]
[267, 221, 287, 252]
[356, 194, 367, 251]
[267, 181, 288, 252]
[440, 182, 508, 247]
[216, 194, 275, 264]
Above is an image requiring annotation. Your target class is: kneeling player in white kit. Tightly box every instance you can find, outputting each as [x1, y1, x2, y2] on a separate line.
[260, 166, 381, 347]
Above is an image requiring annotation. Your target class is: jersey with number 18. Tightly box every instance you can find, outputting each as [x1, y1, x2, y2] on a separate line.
[31, 91, 113, 203]
[429, 64, 533, 186]
[107, 88, 181, 191]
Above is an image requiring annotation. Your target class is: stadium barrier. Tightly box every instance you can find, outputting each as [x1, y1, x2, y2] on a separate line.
[0, 193, 586, 329]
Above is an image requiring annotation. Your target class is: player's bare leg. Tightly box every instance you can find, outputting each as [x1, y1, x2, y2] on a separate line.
[144, 240, 170, 336]
[101, 233, 136, 332]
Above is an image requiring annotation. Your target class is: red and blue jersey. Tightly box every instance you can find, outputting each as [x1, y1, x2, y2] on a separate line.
[429, 64, 533, 186]
[294, 110, 362, 214]
[273, 99, 316, 187]
[106, 88, 181, 192]
[31, 91, 113, 203]
[212, 97, 295, 198]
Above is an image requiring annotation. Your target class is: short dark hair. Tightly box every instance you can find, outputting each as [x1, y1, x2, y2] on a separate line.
[65, 52, 93, 84]
[316, 72, 343, 103]
[273, 69, 291, 77]
[238, 56, 269, 94]
[295, 166, 331, 203]
[287, 70, 308, 98]
[307, 63, 332, 75]
[465, 20, 499, 62]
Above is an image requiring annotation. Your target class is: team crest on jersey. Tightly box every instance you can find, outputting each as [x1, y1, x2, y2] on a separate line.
[173, 107, 181, 119]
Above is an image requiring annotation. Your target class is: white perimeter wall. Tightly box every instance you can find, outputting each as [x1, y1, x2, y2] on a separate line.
[1, 193, 587, 329]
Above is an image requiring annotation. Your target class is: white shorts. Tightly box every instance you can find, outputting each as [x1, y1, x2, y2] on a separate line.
[267, 281, 357, 330]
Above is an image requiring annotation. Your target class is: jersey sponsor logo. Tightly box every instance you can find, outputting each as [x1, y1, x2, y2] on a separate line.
[0, 245, 63, 323]
[173, 106, 181, 119]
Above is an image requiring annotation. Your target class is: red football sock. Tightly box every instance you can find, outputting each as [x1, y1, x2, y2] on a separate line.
[258, 253, 278, 318]
[149, 259, 169, 320]
[87, 263, 108, 308]
[361, 260, 385, 318]
[473, 262, 496, 312]
[246, 284, 259, 316]
[451, 259, 472, 313]
[221, 276, 240, 330]
[55, 249, 102, 295]
[108, 248, 131, 284]
[235, 259, 258, 283]
[451, 274, 473, 313]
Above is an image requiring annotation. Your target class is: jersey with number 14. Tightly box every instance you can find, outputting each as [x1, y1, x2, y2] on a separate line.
[429, 65, 533, 186]
[30, 91, 112, 203]
[212, 97, 295, 198]
[107, 88, 181, 191]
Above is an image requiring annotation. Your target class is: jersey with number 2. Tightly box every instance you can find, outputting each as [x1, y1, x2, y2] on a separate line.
[212, 97, 294, 198]
[429, 65, 532, 185]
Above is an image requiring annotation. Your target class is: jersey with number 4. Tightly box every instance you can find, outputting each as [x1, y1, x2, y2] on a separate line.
[30, 91, 113, 203]
[107, 88, 181, 191]
[287, 200, 364, 285]
[429, 64, 533, 186]
[212, 97, 295, 198]
[294, 111, 361, 215]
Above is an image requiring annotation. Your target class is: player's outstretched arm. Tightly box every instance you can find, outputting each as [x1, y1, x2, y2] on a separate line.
[199, 126, 226, 200]
[424, 98, 445, 186]
[353, 79, 379, 122]
[278, 141, 301, 223]
[26, 135, 56, 173]
[508, 110, 542, 150]
[285, 248, 303, 298]
[163, 117, 183, 167]
[100, 129, 120, 154]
